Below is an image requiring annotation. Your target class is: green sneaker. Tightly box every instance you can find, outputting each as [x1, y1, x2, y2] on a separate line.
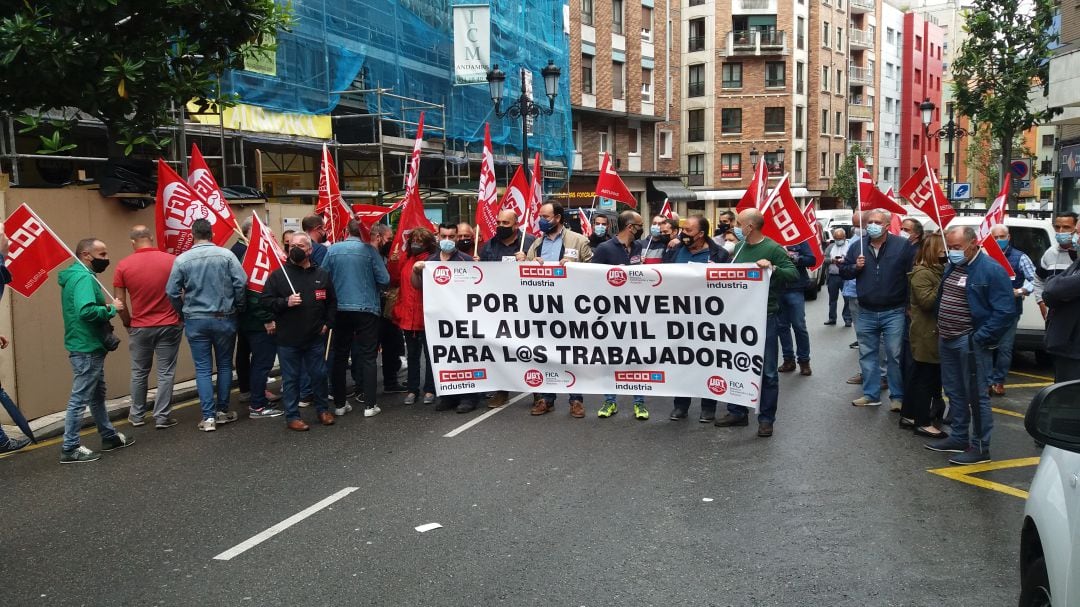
[597, 400, 617, 418]
[634, 403, 649, 420]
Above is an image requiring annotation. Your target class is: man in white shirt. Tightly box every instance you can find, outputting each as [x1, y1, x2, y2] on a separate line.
[824, 228, 853, 326]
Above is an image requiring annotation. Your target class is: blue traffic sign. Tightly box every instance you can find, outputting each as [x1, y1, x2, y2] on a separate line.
[1010, 160, 1030, 179]
[952, 182, 971, 200]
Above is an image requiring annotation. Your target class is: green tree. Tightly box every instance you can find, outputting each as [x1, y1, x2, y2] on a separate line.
[829, 144, 868, 209]
[951, 0, 1057, 195]
[0, 1, 291, 155]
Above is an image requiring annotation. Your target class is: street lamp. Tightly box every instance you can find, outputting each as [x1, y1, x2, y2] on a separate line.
[921, 98, 968, 205]
[775, 145, 785, 171]
[749, 145, 784, 173]
[750, 146, 759, 166]
[487, 60, 561, 181]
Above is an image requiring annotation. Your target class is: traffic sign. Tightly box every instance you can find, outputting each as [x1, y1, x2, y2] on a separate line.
[1010, 159, 1031, 179]
[952, 182, 971, 200]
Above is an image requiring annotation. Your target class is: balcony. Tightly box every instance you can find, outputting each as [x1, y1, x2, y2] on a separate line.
[848, 103, 873, 121]
[847, 140, 873, 155]
[734, 0, 777, 13]
[723, 30, 788, 57]
[848, 65, 872, 85]
[849, 28, 873, 49]
[850, 0, 873, 13]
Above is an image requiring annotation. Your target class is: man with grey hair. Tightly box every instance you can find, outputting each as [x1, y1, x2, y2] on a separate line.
[987, 224, 1036, 395]
[113, 225, 183, 429]
[925, 225, 1014, 465]
[824, 227, 853, 326]
[840, 209, 915, 410]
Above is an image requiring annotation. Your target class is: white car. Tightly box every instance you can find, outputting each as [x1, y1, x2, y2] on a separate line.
[1020, 381, 1080, 606]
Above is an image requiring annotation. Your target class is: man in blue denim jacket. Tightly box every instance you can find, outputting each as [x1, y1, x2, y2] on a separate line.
[324, 219, 390, 418]
[166, 219, 247, 432]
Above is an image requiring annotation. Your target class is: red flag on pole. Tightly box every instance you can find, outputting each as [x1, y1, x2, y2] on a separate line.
[388, 119, 436, 257]
[658, 199, 673, 219]
[857, 157, 908, 216]
[595, 152, 637, 207]
[2, 203, 74, 297]
[499, 165, 530, 227]
[578, 208, 593, 238]
[525, 153, 544, 237]
[475, 123, 500, 241]
[760, 174, 817, 246]
[187, 143, 240, 237]
[976, 174, 1015, 278]
[316, 144, 353, 243]
[389, 112, 426, 214]
[802, 199, 825, 271]
[241, 212, 288, 293]
[156, 159, 233, 255]
[351, 204, 392, 235]
[736, 158, 769, 213]
[900, 156, 955, 230]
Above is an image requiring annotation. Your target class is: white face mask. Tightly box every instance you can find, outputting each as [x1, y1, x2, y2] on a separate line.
[899, 230, 911, 240]
[722, 241, 736, 254]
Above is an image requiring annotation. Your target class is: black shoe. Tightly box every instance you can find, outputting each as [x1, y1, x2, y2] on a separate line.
[155, 418, 179, 429]
[699, 412, 716, 423]
[383, 383, 408, 394]
[823, 320, 836, 325]
[100, 432, 134, 452]
[434, 399, 455, 412]
[714, 414, 749, 427]
[848, 341, 859, 349]
[757, 422, 774, 437]
[898, 417, 915, 429]
[844, 322, 853, 327]
[456, 402, 477, 414]
[669, 408, 688, 421]
[0, 436, 30, 453]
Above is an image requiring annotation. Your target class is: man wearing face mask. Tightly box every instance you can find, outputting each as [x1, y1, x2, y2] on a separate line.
[588, 211, 615, 248]
[1038, 223, 1080, 382]
[456, 222, 477, 259]
[302, 215, 330, 266]
[900, 218, 925, 253]
[714, 209, 797, 437]
[839, 210, 915, 411]
[777, 239, 818, 376]
[1034, 211, 1078, 321]
[642, 217, 677, 263]
[58, 238, 135, 463]
[986, 224, 1036, 396]
[368, 224, 407, 394]
[824, 228, 853, 326]
[924, 226, 1014, 465]
[480, 209, 535, 262]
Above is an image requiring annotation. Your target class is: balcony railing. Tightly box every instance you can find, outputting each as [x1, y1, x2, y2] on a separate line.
[848, 104, 873, 121]
[847, 140, 873, 154]
[849, 28, 873, 49]
[850, 0, 873, 13]
[688, 36, 706, 52]
[724, 30, 788, 56]
[848, 65, 872, 85]
[738, 0, 775, 9]
[687, 81, 705, 97]
[687, 173, 705, 186]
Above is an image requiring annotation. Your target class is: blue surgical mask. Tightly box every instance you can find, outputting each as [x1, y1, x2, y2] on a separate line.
[734, 227, 746, 242]
[834, 239, 846, 247]
[650, 225, 661, 238]
[865, 224, 884, 238]
[947, 249, 967, 265]
[997, 239, 1010, 251]
[439, 239, 456, 253]
[538, 218, 557, 234]
[1055, 232, 1073, 246]
[594, 224, 607, 237]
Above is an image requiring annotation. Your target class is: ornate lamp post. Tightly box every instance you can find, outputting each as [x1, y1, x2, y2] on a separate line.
[486, 60, 561, 181]
[921, 98, 968, 205]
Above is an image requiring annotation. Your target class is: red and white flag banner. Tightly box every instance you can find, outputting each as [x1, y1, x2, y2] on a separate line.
[389, 112, 426, 214]
[156, 159, 233, 254]
[2, 203, 74, 297]
[241, 212, 288, 293]
[187, 143, 240, 236]
[499, 165, 530, 228]
[977, 174, 1015, 278]
[760, 174, 816, 247]
[525, 153, 544, 237]
[316, 144, 353, 243]
[900, 156, 955, 230]
[475, 123, 500, 241]
[594, 152, 637, 208]
[802, 199, 824, 272]
[658, 199, 673, 219]
[736, 157, 769, 213]
[857, 156, 908, 216]
[578, 208, 593, 238]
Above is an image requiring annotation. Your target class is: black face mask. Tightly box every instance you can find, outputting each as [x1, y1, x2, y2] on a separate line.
[717, 224, 730, 235]
[379, 243, 392, 257]
[629, 226, 643, 240]
[680, 235, 695, 248]
[408, 243, 426, 257]
[457, 239, 474, 253]
[288, 247, 308, 264]
[654, 234, 671, 245]
[495, 225, 515, 241]
[90, 258, 110, 274]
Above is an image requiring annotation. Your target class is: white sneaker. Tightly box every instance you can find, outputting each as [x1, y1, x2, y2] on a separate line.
[198, 418, 217, 432]
[364, 405, 382, 417]
[334, 403, 353, 416]
[216, 411, 238, 425]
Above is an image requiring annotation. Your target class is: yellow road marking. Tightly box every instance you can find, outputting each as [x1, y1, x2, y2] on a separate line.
[992, 407, 1026, 419]
[1010, 370, 1054, 382]
[1003, 382, 1052, 389]
[928, 456, 1041, 499]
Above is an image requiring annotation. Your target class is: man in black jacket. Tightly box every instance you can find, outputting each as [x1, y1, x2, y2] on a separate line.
[479, 210, 536, 262]
[1043, 253, 1080, 382]
[262, 233, 337, 431]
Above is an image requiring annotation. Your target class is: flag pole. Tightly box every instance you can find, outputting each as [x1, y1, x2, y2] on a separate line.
[924, 155, 947, 233]
[251, 212, 297, 295]
[473, 225, 480, 258]
[27, 206, 112, 299]
[519, 205, 531, 254]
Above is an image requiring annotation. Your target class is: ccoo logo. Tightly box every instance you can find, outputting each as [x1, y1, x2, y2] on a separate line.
[523, 369, 544, 388]
[606, 267, 628, 287]
[433, 265, 452, 285]
[439, 369, 487, 382]
[707, 375, 728, 396]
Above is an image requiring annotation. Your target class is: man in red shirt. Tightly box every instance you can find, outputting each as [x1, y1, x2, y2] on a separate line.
[113, 225, 183, 430]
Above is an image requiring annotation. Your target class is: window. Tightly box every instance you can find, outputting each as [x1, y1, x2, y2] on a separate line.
[765, 62, 785, 88]
[687, 109, 705, 142]
[885, 62, 894, 80]
[628, 127, 640, 155]
[612, 61, 625, 99]
[797, 17, 805, 50]
[837, 27, 843, 49]
[764, 107, 785, 133]
[581, 55, 594, 95]
[572, 123, 580, 152]
[835, 68, 842, 94]
[835, 111, 842, 135]
[821, 109, 828, 134]
[795, 106, 804, 138]
[581, 0, 593, 25]
[612, 0, 623, 34]
[689, 0, 705, 5]
[721, 154, 741, 178]
[914, 68, 922, 85]
[834, 153, 842, 175]
[658, 130, 672, 158]
[641, 6, 653, 41]
[796, 62, 805, 94]
[688, 64, 706, 97]
[766, 152, 782, 174]
[912, 134, 920, 150]
[599, 129, 610, 153]
[823, 22, 830, 47]
[915, 35, 922, 51]
[794, 151, 804, 178]
[722, 62, 742, 88]
[886, 27, 895, 45]
[721, 108, 742, 134]
[1043, 134, 1056, 148]
[820, 151, 828, 176]
[821, 66, 829, 91]
[641, 68, 653, 102]
[687, 154, 705, 186]
[688, 18, 705, 52]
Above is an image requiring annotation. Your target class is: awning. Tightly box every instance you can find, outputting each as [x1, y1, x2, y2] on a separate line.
[695, 187, 817, 201]
[647, 179, 696, 202]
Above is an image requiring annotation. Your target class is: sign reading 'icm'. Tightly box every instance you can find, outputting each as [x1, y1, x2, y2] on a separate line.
[453, 5, 490, 85]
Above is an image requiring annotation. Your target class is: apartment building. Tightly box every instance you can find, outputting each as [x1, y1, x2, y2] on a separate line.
[877, 0, 904, 192]
[846, 0, 879, 188]
[899, 12, 944, 179]
[567, 0, 684, 215]
[1049, 0, 1080, 212]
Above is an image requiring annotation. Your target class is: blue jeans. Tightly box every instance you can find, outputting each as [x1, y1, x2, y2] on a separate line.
[826, 274, 851, 323]
[856, 306, 905, 401]
[245, 330, 278, 410]
[604, 394, 644, 404]
[279, 339, 329, 420]
[940, 334, 994, 450]
[63, 352, 117, 452]
[0, 388, 15, 445]
[540, 393, 584, 404]
[778, 290, 810, 362]
[403, 330, 434, 395]
[989, 317, 1019, 384]
[729, 314, 780, 423]
[185, 317, 237, 420]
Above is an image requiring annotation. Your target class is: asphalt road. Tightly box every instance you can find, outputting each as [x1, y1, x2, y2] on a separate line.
[0, 294, 1047, 606]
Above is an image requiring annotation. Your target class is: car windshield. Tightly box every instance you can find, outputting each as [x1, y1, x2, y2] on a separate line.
[1010, 227, 1051, 264]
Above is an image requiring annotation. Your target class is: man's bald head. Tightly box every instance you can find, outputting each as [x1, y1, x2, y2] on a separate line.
[737, 209, 765, 230]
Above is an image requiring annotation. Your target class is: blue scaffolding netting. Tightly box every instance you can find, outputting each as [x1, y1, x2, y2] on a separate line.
[221, 0, 573, 180]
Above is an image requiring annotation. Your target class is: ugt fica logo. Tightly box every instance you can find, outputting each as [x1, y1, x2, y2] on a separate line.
[523, 369, 545, 388]
[433, 265, 452, 285]
[706, 375, 728, 396]
[606, 267, 628, 287]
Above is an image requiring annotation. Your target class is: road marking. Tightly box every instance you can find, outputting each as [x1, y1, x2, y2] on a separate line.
[213, 487, 359, 561]
[1003, 382, 1052, 389]
[928, 456, 1040, 499]
[992, 407, 1026, 419]
[1009, 370, 1054, 382]
[443, 392, 529, 438]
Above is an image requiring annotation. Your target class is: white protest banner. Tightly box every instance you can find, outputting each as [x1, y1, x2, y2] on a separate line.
[422, 262, 770, 408]
[453, 5, 491, 85]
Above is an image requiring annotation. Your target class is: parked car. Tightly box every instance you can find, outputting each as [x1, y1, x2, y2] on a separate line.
[1020, 381, 1080, 606]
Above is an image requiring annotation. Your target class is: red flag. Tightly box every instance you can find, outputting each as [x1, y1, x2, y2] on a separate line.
[760, 175, 816, 246]
[658, 199, 673, 219]
[352, 204, 391, 231]
[888, 213, 903, 235]
[475, 123, 499, 241]
[595, 152, 637, 207]
[156, 159, 233, 255]
[499, 165, 530, 227]
[525, 153, 544, 237]
[900, 156, 955, 230]
[241, 212, 288, 293]
[316, 144, 353, 243]
[802, 199, 825, 272]
[187, 143, 240, 237]
[736, 158, 769, 213]
[389, 112, 426, 214]
[2, 203, 74, 297]
[578, 208, 593, 238]
[976, 175, 1015, 278]
[857, 157, 908, 216]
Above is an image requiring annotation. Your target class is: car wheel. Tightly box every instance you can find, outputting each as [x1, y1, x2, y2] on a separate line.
[1018, 556, 1051, 607]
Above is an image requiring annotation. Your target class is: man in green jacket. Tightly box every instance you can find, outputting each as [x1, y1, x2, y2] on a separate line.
[714, 209, 798, 437]
[59, 238, 135, 463]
